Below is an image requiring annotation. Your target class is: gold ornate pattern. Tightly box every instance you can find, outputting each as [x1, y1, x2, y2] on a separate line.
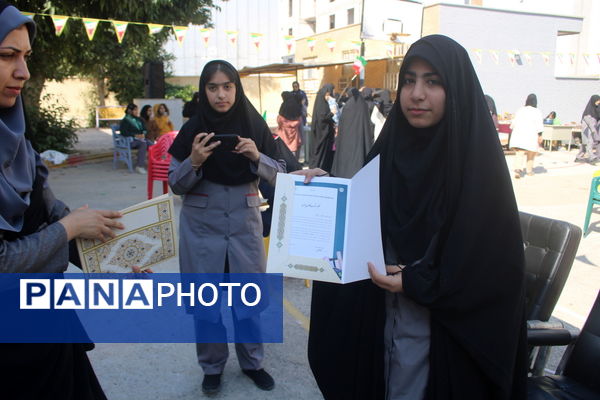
[77, 198, 176, 273]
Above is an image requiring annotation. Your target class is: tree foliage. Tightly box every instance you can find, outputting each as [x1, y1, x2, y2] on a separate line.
[13, 0, 216, 106]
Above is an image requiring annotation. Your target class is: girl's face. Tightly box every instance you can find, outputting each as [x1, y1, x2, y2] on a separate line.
[205, 70, 236, 113]
[130, 106, 139, 117]
[400, 58, 446, 129]
[0, 26, 31, 109]
[158, 104, 166, 115]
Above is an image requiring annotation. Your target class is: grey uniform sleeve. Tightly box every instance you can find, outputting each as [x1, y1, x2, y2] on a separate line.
[249, 153, 286, 186]
[583, 115, 599, 136]
[168, 157, 204, 195]
[0, 222, 69, 273]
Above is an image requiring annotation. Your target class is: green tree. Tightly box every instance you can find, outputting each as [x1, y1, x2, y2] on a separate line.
[13, 0, 216, 107]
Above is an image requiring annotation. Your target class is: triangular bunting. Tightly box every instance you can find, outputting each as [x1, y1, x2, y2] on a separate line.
[489, 50, 499, 65]
[20, 12, 35, 18]
[225, 30, 238, 46]
[542, 52, 550, 66]
[568, 53, 575, 65]
[325, 39, 335, 53]
[523, 52, 532, 66]
[200, 28, 211, 47]
[284, 35, 294, 54]
[112, 21, 128, 43]
[582, 53, 590, 65]
[307, 37, 316, 52]
[82, 18, 99, 41]
[147, 24, 163, 35]
[172, 26, 188, 46]
[385, 43, 394, 58]
[50, 15, 69, 36]
[250, 32, 263, 50]
[351, 41, 362, 52]
[472, 48, 482, 64]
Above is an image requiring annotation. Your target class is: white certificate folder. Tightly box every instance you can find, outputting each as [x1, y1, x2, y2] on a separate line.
[267, 156, 385, 284]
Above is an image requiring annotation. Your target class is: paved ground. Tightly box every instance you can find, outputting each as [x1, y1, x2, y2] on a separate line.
[44, 130, 600, 399]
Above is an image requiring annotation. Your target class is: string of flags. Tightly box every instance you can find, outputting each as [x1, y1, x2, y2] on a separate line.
[470, 48, 600, 67]
[20, 11, 600, 66]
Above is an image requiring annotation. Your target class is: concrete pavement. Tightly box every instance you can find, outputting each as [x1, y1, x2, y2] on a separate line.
[44, 130, 600, 399]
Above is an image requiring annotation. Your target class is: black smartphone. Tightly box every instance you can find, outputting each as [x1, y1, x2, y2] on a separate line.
[207, 134, 240, 152]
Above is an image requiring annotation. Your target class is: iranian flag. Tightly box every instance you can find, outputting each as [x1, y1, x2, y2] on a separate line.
[353, 56, 367, 75]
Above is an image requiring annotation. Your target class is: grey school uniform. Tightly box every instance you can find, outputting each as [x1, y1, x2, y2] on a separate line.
[168, 154, 284, 374]
[383, 239, 431, 400]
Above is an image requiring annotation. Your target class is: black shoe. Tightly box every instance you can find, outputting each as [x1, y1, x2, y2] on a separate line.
[242, 368, 275, 391]
[588, 158, 599, 165]
[574, 157, 587, 163]
[202, 373, 222, 395]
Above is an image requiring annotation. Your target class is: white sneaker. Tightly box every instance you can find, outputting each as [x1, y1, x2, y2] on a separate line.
[135, 166, 147, 174]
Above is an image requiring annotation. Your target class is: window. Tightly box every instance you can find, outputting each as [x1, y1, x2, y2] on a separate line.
[289, 0, 293, 17]
[288, 28, 293, 36]
[347, 8, 354, 25]
[329, 14, 335, 30]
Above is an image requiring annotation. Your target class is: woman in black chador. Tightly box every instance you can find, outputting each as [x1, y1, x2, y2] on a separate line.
[330, 88, 374, 178]
[309, 83, 336, 171]
[298, 35, 527, 400]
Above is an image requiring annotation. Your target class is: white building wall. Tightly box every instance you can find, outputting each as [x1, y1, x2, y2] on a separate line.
[164, 0, 283, 76]
[432, 4, 598, 122]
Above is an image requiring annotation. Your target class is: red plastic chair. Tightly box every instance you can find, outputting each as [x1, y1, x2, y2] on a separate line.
[147, 131, 177, 199]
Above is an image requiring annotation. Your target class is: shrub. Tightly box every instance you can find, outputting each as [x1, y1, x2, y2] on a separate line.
[25, 95, 79, 153]
[165, 83, 197, 102]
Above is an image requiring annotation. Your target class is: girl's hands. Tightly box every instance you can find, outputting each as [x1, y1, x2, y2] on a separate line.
[189, 132, 221, 167]
[234, 137, 260, 162]
[59, 205, 124, 242]
[291, 168, 328, 184]
[368, 263, 404, 293]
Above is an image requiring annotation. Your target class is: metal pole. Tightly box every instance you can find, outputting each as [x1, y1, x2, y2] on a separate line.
[359, 0, 366, 87]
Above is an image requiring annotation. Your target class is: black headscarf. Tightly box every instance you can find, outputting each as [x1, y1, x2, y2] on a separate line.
[169, 60, 278, 185]
[308, 83, 335, 170]
[375, 89, 392, 117]
[366, 34, 526, 398]
[330, 88, 374, 178]
[278, 91, 302, 120]
[525, 93, 537, 108]
[582, 94, 600, 120]
[485, 94, 498, 116]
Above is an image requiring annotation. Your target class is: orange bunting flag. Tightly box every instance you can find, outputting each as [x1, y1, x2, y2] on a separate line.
[112, 21, 128, 43]
[200, 28, 211, 47]
[148, 24, 163, 35]
[225, 30, 238, 46]
[284, 35, 294, 54]
[250, 33, 263, 50]
[326, 39, 335, 53]
[20, 12, 35, 18]
[172, 26, 188, 46]
[82, 18, 99, 41]
[50, 15, 69, 36]
[307, 37, 316, 52]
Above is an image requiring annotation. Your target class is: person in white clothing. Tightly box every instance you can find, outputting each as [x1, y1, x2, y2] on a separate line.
[509, 93, 544, 178]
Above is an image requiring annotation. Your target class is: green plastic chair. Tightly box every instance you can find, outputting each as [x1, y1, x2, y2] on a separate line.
[583, 172, 600, 237]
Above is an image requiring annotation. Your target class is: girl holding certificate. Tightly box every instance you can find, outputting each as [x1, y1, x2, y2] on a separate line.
[168, 60, 284, 395]
[298, 35, 527, 400]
